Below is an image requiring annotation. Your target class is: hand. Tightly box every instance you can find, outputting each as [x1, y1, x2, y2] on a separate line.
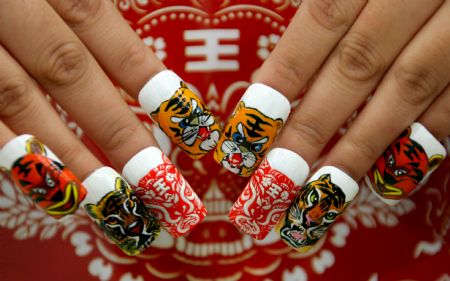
[227, 0, 449, 249]
[0, 0, 207, 255]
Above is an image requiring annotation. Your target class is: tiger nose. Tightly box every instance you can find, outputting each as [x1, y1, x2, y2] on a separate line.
[239, 145, 249, 153]
[190, 117, 199, 126]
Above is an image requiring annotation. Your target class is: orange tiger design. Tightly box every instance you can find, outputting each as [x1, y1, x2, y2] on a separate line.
[150, 81, 221, 159]
[214, 101, 283, 176]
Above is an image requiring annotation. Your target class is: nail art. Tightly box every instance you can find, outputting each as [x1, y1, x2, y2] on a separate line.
[276, 166, 359, 252]
[365, 122, 447, 205]
[82, 167, 160, 256]
[122, 147, 207, 238]
[0, 135, 87, 219]
[214, 83, 290, 177]
[139, 70, 221, 159]
[229, 148, 309, 240]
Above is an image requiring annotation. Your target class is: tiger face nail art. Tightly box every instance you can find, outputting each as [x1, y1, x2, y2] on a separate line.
[82, 167, 160, 256]
[139, 70, 221, 159]
[365, 122, 447, 205]
[0, 135, 87, 219]
[214, 83, 290, 177]
[276, 166, 359, 252]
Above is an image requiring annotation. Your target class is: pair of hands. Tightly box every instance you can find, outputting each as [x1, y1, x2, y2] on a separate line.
[0, 0, 449, 250]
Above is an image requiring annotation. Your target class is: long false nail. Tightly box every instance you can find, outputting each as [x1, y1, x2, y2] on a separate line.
[139, 70, 221, 159]
[122, 147, 207, 238]
[276, 166, 359, 252]
[365, 122, 447, 205]
[214, 83, 290, 177]
[82, 167, 160, 256]
[0, 134, 87, 219]
[229, 148, 310, 240]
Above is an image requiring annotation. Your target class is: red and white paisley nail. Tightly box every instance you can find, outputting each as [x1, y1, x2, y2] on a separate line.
[122, 147, 207, 238]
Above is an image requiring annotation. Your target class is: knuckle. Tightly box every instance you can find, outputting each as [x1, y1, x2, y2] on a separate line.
[102, 118, 140, 153]
[267, 53, 306, 90]
[393, 63, 439, 106]
[0, 77, 32, 118]
[118, 42, 148, 74]
[56, 0, 101, 25]
[307, 0, 352, 31]
[57, 141, 85, 167]
[290, 112, 328, 147]
[335, 33, 384, 82]
[40, 41, 88, 87]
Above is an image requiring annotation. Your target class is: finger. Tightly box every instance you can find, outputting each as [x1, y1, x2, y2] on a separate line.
[0, 44, 100, 179]
[325, 0, 450, 179]
[213, 0, 368, 176]
[257, 0, 368, 100]
[0, 122, 15, 146]
[46, 0, 164, 97]
[47, 0, 221, 159]
[0, 1, 207, 237]
[0, 0, 157, 170]
[0, 46, 161, 254]
[276, 0, 443, 166]
[418, 84, 450, 140]
[231, 0, 445, 245]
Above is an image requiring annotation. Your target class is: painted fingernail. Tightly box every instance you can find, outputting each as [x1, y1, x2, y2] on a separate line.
[122, 147, 207, 238]
[365, 122, 447, 205]
[139, 70, 221, 159]
[276, 166, 359, 252]
[0, 134, 87, 219]
[82, 167, 160, 256]
[214, 83, 290, 177]
[229, 148, 309, 240]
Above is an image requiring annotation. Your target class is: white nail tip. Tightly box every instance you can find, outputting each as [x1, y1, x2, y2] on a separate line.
[122, 147, 164, 185]
[81, 167, 120, 206]
[0, 134, 61, 169]
[265, 148, 310, 186]
[410, 123, 446, 158]
[138, 70, 183, 114]
[311, 166, 359, 202]
[241, 83, 291, 122]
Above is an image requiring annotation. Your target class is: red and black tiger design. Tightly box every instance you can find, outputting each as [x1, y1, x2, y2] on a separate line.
[368, 127, 444, 200]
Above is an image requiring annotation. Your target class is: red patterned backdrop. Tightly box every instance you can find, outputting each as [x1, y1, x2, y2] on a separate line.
[1, 1, 449, 280]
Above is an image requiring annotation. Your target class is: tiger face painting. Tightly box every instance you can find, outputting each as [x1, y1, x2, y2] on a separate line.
[278, 174, 347, 250]
[215, 101, 283, 176]
[11, 137, 86, 218]
[150, 81, 221, 159]
[367, 127, 444, 200]
[85, 177, 160, 256]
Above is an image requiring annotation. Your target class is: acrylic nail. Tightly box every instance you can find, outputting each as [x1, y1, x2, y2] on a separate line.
[0, 134, 87, 219]
[122, 147, 207, 238]
[276, 166, 359, 252]
[365, 122, 447, 205]
[214, 83, 291, 177]
[229, 148, 310, 240]
[139, 70, 221, 159]
[82, 167, 160, 256]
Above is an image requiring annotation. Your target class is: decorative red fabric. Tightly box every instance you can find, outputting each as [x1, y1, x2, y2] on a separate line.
[1, 1, 449, 280]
